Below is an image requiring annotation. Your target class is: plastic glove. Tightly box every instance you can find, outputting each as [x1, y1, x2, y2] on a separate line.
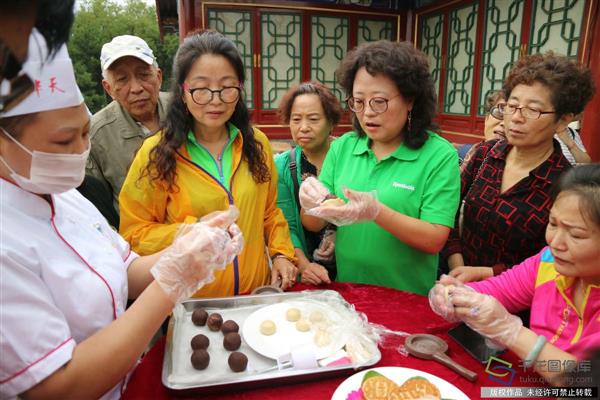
[200, 206, 244, 263]
[151, 209, 243, 303]
[199, 206, 240, 229]
[313, 229, 335, 261]
[223, 223, 244, 264]
[299, 176, 331, 210]
[428, 274, 466, 322]
[306, 188, 380, 226]
[451, 287, 523, 348]
[177, 206, 244, 266]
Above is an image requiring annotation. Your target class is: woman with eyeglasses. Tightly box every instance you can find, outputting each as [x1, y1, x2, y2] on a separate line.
[443, 51, 594, 283]
[298, 41, 460, 295]
[459, 91, 506, 167]
[119, 30, 298, 297]
[483, 91, 507, 141]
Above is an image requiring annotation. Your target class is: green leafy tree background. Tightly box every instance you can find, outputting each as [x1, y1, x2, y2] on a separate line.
[70, 0, 179, 113]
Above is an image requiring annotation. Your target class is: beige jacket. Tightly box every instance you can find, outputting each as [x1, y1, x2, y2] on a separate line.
[86, 92, 170, 210]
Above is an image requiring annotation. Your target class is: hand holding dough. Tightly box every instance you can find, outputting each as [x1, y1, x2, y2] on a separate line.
[321, 197, 345, 207]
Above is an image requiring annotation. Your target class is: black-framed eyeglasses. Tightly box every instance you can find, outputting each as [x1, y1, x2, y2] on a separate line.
[346, 94, 402, 114]
[498, 103, 556, 120]
[0, 41, 34, 113]
[489, 105, 504, 120]
[184, 85, 241, 105]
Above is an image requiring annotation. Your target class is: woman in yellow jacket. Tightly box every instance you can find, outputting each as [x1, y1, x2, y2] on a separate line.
[119, 31, 298, 298]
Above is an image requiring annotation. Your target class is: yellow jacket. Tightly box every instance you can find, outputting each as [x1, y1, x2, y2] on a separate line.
[119, 128, 296, 297]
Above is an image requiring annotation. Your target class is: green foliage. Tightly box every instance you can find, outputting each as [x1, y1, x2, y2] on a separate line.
[69, 0, 179, 113]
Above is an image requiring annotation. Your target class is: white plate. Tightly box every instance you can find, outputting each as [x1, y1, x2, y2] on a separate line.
[241, 301, 345, 360]
[331, 366, 470, 400]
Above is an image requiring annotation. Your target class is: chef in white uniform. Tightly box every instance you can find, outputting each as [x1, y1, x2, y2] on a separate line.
[0, 30, 243, 400]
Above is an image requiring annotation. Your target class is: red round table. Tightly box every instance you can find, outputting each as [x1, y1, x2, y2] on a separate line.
[122, 282, 541, 399]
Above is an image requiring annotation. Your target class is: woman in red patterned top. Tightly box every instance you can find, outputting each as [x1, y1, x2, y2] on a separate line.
[443, 51, 595, 283]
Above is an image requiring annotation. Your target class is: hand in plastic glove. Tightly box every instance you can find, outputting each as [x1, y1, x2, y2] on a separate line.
[451, 287, 523, 348]
[299, 176, 330, 210]
[175, 206, 244, 270]
[306, 188, 380, 226]
[152, 208, 243, 303]
[200, 206, 244, 263]
[313, 230, 335, 260]
[428, 274, 466, 322]
[200, 206, 239, 229]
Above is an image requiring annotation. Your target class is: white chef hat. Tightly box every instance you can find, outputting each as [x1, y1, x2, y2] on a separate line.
[2, 28, 84, 118]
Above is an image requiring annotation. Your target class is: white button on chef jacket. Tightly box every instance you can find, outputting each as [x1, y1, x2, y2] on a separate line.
[0, 179, 139, 399]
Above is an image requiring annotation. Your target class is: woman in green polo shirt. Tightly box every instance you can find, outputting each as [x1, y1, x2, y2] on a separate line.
[274, 81, 342, 285]
[300, 41, 460, 295]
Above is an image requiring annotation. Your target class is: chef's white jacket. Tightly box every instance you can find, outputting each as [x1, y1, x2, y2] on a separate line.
[0, 179, 139, 399]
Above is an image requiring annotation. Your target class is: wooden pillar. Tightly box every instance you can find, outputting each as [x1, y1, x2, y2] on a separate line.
[581, 0, 600, 161]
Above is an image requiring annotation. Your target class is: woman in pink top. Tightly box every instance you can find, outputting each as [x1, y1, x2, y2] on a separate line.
[430, 164, 600, 384]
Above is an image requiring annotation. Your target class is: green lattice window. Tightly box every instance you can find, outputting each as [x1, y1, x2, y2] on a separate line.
[310, 16, 348, 103]
[419, 14, 444, 99]
[529, 0, 585, 57]
[444, 2, 478, 115]
[261, 12, 302, 110]
[478, 0, 525, 115]
[208, 10, 253, 109]
[357, 19, 393, 45]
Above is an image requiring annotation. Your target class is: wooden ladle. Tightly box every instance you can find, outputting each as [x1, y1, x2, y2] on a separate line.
[405, 333, 478, 382]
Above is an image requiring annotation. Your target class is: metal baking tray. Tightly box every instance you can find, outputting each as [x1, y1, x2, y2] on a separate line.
[162, 290, 381, 395]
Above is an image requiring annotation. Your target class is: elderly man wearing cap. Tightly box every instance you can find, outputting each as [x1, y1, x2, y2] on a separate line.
[86, 35, 170, 212]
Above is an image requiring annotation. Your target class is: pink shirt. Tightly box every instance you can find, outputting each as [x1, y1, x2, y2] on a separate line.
[468, 247, 600, 359]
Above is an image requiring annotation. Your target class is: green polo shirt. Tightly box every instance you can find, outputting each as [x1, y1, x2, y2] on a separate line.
[319, 131, 460, 295]
[186, 123, 239, 190]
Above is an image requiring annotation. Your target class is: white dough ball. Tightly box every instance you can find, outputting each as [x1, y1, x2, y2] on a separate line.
[295, 319, 311, 332]
[309, 310, 325, 323]
[286, 307, 302, 322]
[314, 329, 331, 347]
[260, 320, 277, 335]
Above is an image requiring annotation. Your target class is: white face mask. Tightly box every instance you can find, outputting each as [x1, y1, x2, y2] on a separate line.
[0, 127, 90, 194]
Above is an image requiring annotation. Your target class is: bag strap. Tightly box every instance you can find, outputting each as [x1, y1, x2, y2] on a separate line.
[464, 140, 496, 201]
[459, 141, 496, 237]
[289, 146, 301, 212]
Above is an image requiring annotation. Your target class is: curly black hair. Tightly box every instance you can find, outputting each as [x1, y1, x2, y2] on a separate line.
[142, 30, 270, 190]
[503, 51, 595, 120]
[335, 40, 438, 149]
